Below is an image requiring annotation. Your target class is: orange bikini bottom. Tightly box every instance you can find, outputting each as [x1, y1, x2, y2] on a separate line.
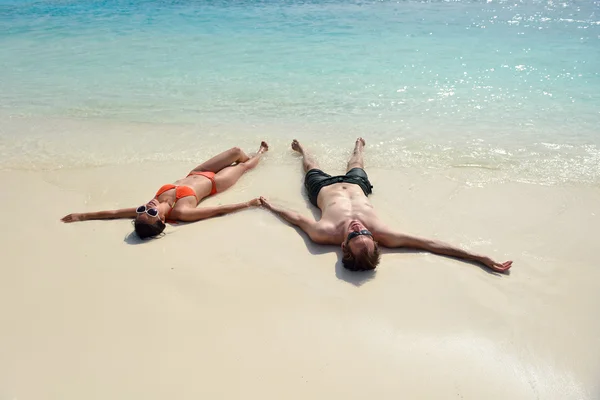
[186, 171, 217, 196]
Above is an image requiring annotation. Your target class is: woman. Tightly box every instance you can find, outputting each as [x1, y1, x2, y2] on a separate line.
[61, 142, 269, 238]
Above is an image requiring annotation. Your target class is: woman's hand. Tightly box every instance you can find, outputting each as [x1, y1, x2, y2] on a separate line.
[247, 197, 262, 207]
[61, 213, 85, 223]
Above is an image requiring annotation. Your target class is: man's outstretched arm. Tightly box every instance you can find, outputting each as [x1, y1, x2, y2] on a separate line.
[259, 197, 326, 243]
[376, 230, 512, 273]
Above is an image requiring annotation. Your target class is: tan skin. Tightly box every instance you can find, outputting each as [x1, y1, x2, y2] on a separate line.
[61, 142, 268, 225]
[260, 138, 513, 273]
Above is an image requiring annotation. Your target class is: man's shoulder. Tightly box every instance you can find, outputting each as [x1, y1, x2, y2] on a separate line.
[369, 220, 393, 239]
[310, 221, 339, 244]
[313, 219, 336, 234]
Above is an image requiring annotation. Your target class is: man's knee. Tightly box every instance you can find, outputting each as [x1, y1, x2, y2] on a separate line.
[305, 164, 320, 174]
[347, 162, 363, 171]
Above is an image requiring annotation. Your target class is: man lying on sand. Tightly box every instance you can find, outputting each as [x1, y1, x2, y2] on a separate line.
[260, 138, 512, 273]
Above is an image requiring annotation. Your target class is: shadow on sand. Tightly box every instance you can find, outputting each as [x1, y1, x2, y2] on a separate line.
[123, 231, 169, 245]
[123, 221, 174, 245]
[292, 222, 376, 287]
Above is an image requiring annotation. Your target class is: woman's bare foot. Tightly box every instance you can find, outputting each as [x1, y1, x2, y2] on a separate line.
[253, 141, 269, 157]
[259, 141, 269, 153]
[291, 139, 304, 154]
[236, 142, 268, 170]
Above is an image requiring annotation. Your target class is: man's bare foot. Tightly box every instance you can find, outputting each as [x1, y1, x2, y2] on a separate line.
[291, 139, 304, 154]
[257, 141, 269, 154]
[355, 137, 366, 147]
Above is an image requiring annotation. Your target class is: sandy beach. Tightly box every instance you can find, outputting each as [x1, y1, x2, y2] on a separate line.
[1, 156, 599, 399]
[2, 0, 599, 397]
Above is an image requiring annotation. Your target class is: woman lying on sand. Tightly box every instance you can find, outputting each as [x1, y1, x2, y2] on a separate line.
[61, 142, 268, 238]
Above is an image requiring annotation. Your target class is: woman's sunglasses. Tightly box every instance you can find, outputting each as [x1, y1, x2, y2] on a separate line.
[136, 205, 159, 218]
[346, 229, 373, 242]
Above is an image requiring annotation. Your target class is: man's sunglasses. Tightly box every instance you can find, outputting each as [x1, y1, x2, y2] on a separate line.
[137, 205, 159, 218]
[346, 229, 373, 242]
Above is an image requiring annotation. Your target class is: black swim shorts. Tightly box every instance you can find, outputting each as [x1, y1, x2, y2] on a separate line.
[304, 168, 373, 207]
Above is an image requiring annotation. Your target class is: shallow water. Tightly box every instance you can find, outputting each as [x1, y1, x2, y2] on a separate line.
[1, 0, 599, 183]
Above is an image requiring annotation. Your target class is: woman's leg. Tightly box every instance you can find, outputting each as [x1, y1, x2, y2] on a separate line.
[214, 141, 268, 192]
[190, 147, 250, 174]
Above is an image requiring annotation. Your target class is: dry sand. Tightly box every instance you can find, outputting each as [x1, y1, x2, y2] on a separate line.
[1, 159, 599, 399]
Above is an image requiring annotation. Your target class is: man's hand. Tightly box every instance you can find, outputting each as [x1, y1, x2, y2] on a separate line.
[481, 258, 513, 273]
[259, 196, 272, 209]
[61, 213, 84, 223]
[257, 196, 324, 243]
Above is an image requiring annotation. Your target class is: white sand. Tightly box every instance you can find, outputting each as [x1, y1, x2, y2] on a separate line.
[1, 160, 599, 399]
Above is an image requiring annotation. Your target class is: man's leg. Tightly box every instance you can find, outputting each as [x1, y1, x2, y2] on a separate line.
[292, 139, 319, 172]
[191, 146, 251, 174]
[346, 137, 365, 172]
[293, 139, 328, 207]
[344, 137, 373, 196]
[213, 141, 268, 192]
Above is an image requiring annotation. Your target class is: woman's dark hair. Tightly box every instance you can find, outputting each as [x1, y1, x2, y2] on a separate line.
[134, 219, 166, 239]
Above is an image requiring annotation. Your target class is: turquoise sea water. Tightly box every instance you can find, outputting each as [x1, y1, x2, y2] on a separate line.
[1, 0, 599, 182]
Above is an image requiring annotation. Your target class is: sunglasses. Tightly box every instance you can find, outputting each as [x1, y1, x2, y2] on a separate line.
[136, 205, 159, 218]
[346, 229, 373, 242]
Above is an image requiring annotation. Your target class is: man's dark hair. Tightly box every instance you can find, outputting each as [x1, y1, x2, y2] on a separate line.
[134, 219, 166, 239]
[342, 242, 381, 271]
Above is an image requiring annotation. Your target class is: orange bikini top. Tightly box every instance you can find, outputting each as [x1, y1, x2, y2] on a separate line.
[154, 171, 217, 221]
[155, 184, 198, 201]
[154, 184, 198, 221]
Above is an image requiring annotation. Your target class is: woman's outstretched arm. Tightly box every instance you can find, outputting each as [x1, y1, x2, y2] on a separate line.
[174, 198, 260, 222]
[61, 208, 137, 223]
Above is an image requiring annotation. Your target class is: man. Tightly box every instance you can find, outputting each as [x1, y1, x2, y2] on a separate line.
[260, 138, 512, 273]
